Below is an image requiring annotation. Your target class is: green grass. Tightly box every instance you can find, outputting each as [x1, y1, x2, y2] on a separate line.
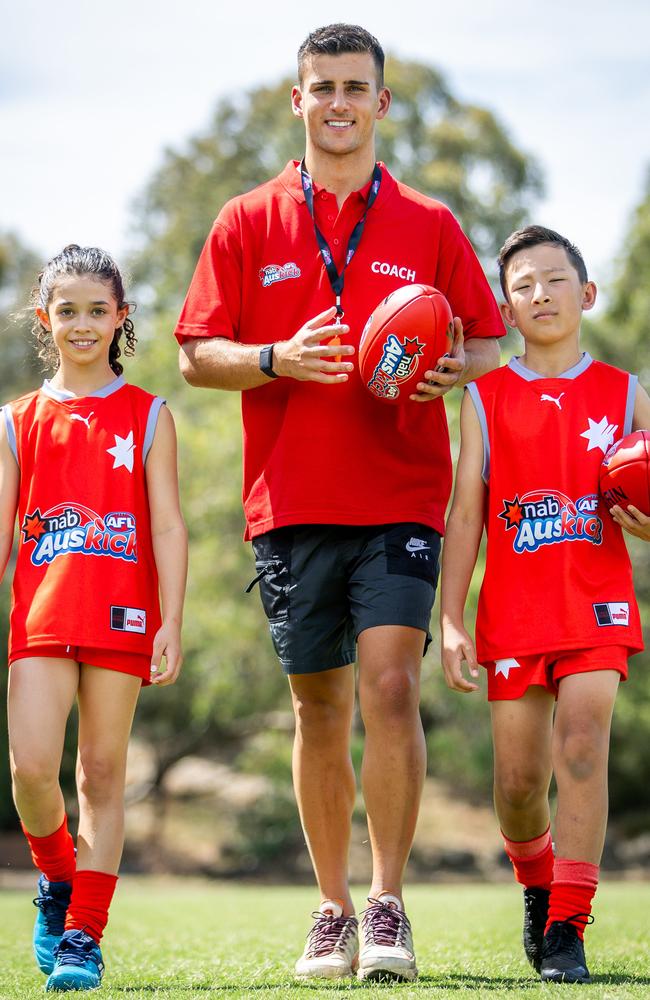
[1, 879, 649, 998]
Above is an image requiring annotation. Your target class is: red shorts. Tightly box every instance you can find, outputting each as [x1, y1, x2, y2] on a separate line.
[484, 645, 630, 701]
[9, 644, 150, 684]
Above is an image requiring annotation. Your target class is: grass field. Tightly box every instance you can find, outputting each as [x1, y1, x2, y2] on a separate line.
[1, 879, 649, 999]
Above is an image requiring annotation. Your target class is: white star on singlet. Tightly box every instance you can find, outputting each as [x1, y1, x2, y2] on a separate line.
[580, 416, 618, 454]
[107, 431, 135, 473]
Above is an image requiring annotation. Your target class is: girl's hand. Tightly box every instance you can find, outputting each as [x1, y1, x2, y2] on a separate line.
[441, 620, 480, 693]
[149, 621, 183, 685]
[610, 504, 650, 541]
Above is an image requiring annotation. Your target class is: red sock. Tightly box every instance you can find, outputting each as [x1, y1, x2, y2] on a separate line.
[502, 827, 553, 890]
[21, 816, 76, 883]
[65, 870, 118, 944]
[546, 858, 599, 939]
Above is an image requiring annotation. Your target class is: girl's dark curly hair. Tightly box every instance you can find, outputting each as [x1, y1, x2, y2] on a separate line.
[31, 244, 136, 375]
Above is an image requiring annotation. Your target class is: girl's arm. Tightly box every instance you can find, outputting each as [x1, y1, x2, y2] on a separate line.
[0, 415, 19, 583]
[610, 383, 650, 541]
[440, 390, 487, 693]
[145, 405, 188, 685]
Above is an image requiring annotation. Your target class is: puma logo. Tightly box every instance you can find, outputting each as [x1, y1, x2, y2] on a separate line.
[70, 412, 94, 428]
[540, 393, 565, 410]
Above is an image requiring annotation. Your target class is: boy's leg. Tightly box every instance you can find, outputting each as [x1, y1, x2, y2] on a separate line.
[491, 686, 555, 843]
[541, 667, 620, 984]
[8, 657, 79, 973]
[552, 669, 619, 865]
[491, 686, 555, 971]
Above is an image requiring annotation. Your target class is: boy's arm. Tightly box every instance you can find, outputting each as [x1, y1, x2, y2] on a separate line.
[145, 405, 188, 685]
[0, 416, 19, 583]
[610, 383, 650, 541]
[440, 391, 487, 692]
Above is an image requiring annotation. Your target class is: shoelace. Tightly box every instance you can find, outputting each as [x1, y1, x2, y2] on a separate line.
[53, 931, 98, 967]
[545, 913, 594, 954]
[305, 913, 357, 958]
[33, 893, 68, 936]
[361, 897, 411, 947]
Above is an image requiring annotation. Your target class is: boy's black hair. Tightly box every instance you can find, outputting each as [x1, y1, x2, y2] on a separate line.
[297, 24, 385, 87]
[498, 225, 588, 298]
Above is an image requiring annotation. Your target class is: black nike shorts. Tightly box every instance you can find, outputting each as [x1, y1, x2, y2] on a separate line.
[248, 523, 440, 675]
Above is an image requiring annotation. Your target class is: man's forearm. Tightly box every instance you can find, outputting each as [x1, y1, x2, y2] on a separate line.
[458, 336, 500, 387]
[179, 337, 273, 391]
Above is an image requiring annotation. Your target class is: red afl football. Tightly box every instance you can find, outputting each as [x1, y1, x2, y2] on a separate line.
[358, 284, 454, 403]
[599, 429, 650, 515]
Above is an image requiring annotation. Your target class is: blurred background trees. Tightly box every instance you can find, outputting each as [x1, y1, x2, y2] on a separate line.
[1, 62, 648, 871]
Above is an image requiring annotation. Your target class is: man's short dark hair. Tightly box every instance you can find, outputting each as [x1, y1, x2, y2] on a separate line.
[297, 24, 385, 87]
[497, 225, 589, 298]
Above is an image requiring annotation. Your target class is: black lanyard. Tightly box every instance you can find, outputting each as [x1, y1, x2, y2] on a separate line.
[300, 159, 382, 317]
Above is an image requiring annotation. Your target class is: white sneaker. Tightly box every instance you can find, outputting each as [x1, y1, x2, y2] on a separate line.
[295, 900, 359, 979]
[358, 894, 417, 981]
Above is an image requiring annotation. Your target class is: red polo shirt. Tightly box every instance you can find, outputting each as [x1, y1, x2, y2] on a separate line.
[175, 161, 504, 539]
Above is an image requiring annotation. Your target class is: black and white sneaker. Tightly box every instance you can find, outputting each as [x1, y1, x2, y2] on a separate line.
[540, 916, 593, 983]
[522, 887, 550, 972]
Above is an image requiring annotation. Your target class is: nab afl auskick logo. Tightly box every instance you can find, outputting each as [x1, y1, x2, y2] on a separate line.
[499, 490, 603, 553]
[366, 333, 424, 400]
[21, 504, 138, 566]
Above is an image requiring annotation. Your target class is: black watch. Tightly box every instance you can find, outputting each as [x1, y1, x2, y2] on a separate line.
[259, 344, 279, 379]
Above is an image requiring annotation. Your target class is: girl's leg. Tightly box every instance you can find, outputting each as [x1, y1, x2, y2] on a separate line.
[8, 657, 79, 868]
[8, 657, 79, 974]
[64, 664, 141, 943]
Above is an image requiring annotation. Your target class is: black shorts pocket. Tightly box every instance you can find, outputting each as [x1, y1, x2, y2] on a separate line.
[250, 528, 293, 622]
[384, 523, 441, 586]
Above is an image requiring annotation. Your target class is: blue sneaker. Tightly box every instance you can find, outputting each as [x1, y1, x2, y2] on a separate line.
[45, 929, 104, 992]
[33, 875, 72, 974]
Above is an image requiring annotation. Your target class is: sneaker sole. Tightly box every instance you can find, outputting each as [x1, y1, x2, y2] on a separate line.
[45, 973, 102, 992]
[541, 971, 591, 984]
[358, 965, 418, 982]
[295, 967, 354, 980]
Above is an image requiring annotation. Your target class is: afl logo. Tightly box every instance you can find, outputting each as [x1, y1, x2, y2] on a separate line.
[105, 512, 136, 531]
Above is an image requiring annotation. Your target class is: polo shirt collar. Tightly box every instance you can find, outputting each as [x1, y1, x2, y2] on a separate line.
[278, 159, 394, 207]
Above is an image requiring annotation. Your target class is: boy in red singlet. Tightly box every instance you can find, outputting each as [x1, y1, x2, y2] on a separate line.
[440, 226, 650, 983]
[0, 245, 187, 992]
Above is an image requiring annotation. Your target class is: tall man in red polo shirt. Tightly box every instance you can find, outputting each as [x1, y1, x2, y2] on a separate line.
[176, 23, 503, 981]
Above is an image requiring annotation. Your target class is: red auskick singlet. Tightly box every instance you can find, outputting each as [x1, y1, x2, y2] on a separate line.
[467, 354, 643, 662]
[3, 378, 163, 661]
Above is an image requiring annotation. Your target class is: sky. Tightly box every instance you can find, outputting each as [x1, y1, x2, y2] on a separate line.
[2, 0, 649, 310]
